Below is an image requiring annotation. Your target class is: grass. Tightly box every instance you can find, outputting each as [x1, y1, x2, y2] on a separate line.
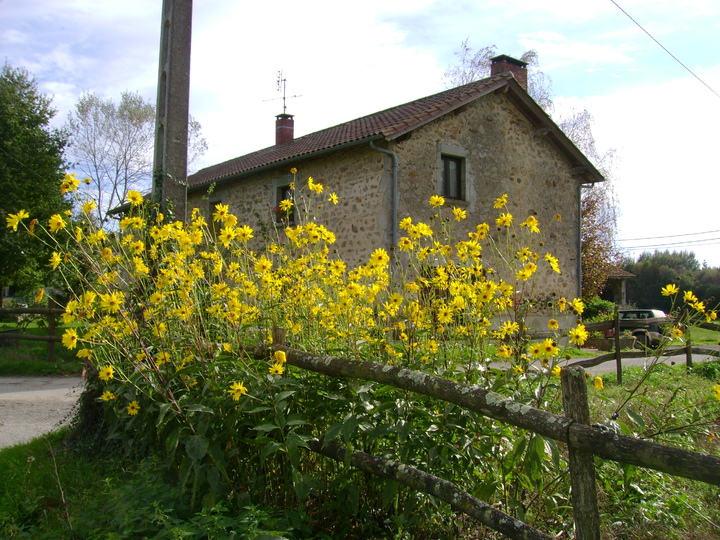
[0, 325, 83, 376]
[1, 344, 719, 538]
[687, 326, 720, 346]
[0, 430, 306, 539]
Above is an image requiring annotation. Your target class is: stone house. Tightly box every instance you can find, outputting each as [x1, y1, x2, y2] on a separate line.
[187, 55, 604, 300]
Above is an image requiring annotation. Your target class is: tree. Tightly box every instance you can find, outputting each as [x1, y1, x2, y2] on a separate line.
[65, 91, 207, 224]
[444, 40, 620, 299]
[623, 250, 700, 311]
[0, 63, 69, 300]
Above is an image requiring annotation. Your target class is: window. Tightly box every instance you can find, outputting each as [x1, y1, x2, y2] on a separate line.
[275, 184, 295, 224]
[442, 155, 464, 200]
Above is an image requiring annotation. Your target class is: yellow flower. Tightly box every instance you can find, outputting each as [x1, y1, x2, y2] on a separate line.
[683, 291, 698, 304]
[661, 283, 679, 296]
[399, 217, 413, 230]
[79, 200, 96, 214]
[452, 207, 467, 221]
[279, 199, 294, 212]
[497, 345, 513, 358]
[61, 328, 78, 350]
[101, 390, 117, 401]
[48, 214, 67, 233]
[496, 213, 513, 227]
[236, 225, 254, 242]
[34, 288, 44, 303]
[429, 195, 445, 208]
[569, 298, 585, 315]
[307, 176, 324, 194]
[99, 291, 124, 313]
[254, 256, 273, 274]
[6, 209, 29, 231]
[544, 253, 561, 274]
[569, 324, 589, 346]
[98, 365, 115, 381]
[228, 381, 248, 401]
[557, 297, 567, 311]
[513, 365, 524, 374]
[269, 363, 285, 375]
[551, 365, 562, 377]
[272, 350, 287, 364]
[213, 203, 230, 222]
[60, 172, 80, 194]
[368, 248, 390, 267]
[49, 252, 62, 269]
[548, 319, 559, 330]
[126, 400, 140, 415]
[493, 193, 508, 208]
[76, 348, 93, 359]
[520, 215, 540, 233]
[670, 327, 684, 339]
[714, 385, 720, 401]
[290, 167, 297, 174]
[328, 192, 339, 205]
[126, 190, 144, 206]
[593, 376, 604, 390]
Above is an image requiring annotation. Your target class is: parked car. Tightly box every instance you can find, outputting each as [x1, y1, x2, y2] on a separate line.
[606, 309, 669, 349]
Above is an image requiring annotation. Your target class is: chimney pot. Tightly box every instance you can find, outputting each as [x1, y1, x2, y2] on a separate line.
[275, 113, 294, 146]
[490, 55, 528, 90]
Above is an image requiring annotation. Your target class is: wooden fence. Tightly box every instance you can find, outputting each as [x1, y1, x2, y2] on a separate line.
[262, 329, 720, 540]
[0, 307, 64, 362]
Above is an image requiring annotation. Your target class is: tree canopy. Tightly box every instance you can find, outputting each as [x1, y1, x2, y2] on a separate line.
[622, 250, 720, 312]
[0, 63, 69, 298]
[65, 91, 207, 224]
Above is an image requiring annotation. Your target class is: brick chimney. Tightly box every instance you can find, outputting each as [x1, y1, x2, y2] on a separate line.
[275, 113, 294, 145]
[490, 55, 528, 90]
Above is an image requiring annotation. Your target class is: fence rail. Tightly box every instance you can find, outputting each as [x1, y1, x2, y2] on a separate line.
[258, 330, 720, 540]
[0, 307, 64, 362]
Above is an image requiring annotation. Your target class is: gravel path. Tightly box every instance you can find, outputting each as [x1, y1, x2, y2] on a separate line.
[0, 376, 84, 449]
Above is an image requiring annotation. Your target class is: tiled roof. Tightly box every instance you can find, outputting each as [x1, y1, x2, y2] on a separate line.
[188, 73, 514, 188]
[606, 266, 635, 279]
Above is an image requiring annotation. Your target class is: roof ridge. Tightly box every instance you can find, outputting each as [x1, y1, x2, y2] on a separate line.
[188, 73, 513, 188]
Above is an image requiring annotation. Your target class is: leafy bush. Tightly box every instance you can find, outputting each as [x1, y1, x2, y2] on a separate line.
[582, 295, 615, 322]
[5, 171, 719, 537]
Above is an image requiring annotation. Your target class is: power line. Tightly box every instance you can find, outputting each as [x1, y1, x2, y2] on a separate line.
[618, 229, 720, 242]
[609, 0, 720, 100]
[622, 238, 720, 250]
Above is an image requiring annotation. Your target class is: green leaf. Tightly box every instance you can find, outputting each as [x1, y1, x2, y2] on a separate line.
[322, 423, 344, 447]
[184, 435, 209, 460]
[260, 442, 283, 462]
[626, 409, 646, 429]
[274, 390, 296, 403]
[252, 423, 280, 433]
[187, 404, 214, 414]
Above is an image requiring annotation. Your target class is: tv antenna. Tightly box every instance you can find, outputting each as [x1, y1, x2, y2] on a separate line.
[264, 70, 302, 114]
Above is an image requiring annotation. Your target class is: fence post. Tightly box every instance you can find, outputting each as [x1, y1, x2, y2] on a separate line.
[613, 306, 622, 384]
[561, 366, 601, 540]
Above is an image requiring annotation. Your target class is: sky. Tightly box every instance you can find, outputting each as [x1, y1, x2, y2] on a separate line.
[2, 0, 720, 267]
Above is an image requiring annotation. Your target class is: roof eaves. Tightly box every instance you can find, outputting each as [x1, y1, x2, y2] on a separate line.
[502, 79, 605, 184]
[188, 134, 385, 193]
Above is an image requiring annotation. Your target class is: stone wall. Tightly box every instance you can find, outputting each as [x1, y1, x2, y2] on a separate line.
[187, 89, 585, 300]
[390, 90, 582, 300]
[187, 145, 391, 266]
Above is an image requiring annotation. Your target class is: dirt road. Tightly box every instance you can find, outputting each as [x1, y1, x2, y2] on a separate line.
[0, 376, 83, 449]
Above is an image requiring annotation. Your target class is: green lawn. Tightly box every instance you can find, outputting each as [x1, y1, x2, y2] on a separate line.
[0, 326, 82, 376]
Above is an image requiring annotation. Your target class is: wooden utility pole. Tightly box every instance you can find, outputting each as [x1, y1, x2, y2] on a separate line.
[152, 0, 193, 221]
